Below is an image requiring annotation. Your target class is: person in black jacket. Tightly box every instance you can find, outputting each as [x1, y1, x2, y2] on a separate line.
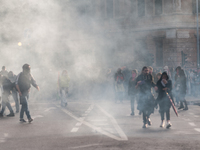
[16, 64, 40, 123]
[135, 66, 157, 128]
[0, 75, 15, 117]
[156, 72, 173, 128]
[177, 69, 188, 110]
[128, 69, 138, 116]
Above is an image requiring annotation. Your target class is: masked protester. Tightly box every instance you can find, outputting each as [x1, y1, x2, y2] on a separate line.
[58, 70, 70, 107]
[174, 66, 182, 105]
[156, 72, 173, 128]
[135, 66, 157, 128]
[16, 64, 40, 123]
[177, 69, 188, 110]
[0, 75, 15, 117]
[114, 68, 125, 103]
[128, 70, 138, 116]
[8, 71, 19, 113]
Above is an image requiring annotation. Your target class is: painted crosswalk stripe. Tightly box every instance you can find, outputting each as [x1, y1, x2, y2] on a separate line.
[75, 122, 82, 127]
[194, 128, 200, 133]
[189, 122, 196, 127]
[71, 127, 79, 132]
[194, 115, 199, 118]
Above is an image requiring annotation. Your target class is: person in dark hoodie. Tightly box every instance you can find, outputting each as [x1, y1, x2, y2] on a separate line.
[128, 69, 138, 116]
[177, 69, 188, 110]
[135, 66, 157, 128]
[156, 72, 173, 128]
[16, 64, 40, 123]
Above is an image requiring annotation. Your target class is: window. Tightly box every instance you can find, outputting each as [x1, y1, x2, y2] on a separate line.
[138, 0, 145, 17]
[192, 0, 200, 14]
[155, 0, 162, 15]
[115, 0, 120, 17]
[106, 0, 113, 18]
[155, 39, 163, 67]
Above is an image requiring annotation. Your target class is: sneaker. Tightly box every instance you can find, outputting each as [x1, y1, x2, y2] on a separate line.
[183, 107, 188, 110]
[160, 121, 165, 128]
[7, 113, 15, 117]
[178, 106, 184, 110]
[142, 124, 147, 128]
[147, 118, 152, 126]
[20, 118, 27, 123]
[28, 118, 33, 123]
[130, 112, 135, 116]
[166, 122, 172, 129]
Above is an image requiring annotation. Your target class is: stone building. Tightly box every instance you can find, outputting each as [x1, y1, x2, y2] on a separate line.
[93, 0, 200, 69]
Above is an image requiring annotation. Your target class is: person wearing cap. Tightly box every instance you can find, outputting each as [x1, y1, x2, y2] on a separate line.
[16, 64, 40, 123]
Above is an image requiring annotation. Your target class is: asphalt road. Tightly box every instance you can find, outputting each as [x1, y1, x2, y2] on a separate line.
[0, 99, 200, 150]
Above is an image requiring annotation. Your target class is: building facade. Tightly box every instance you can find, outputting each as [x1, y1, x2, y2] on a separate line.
[94, 0, 200, 68]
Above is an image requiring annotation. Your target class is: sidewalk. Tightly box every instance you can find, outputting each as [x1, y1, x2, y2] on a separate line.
[186, 96, 200, 106]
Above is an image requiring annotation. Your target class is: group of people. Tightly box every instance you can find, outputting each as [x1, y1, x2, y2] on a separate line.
[115, 65, 188, 128]
[0, 64, 39, 123]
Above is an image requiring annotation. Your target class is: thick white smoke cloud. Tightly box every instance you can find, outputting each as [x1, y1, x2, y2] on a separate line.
[0, 0, 141, 101]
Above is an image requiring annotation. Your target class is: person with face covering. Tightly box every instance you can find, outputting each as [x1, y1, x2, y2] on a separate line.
[135, 66, 157, 128]
[16, 64, 40, 123]
[128, 69, 138, 115]
[156, 72, 173, 128]
[114, 68, 125, 103]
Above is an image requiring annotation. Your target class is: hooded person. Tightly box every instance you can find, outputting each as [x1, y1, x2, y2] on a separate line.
[135, 66, 157, 128]
[16, 64, 40, 123]
[128, 69, 138, 115]
[156, 72, 173, 128]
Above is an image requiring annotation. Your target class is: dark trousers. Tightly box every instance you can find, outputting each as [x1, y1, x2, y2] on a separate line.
[20, 92, 31, 119]
[142, 111, 150, 124]
[160, 108, 170, 121]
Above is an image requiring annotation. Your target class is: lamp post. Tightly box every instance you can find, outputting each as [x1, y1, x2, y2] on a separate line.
[197, 0, 199, 68]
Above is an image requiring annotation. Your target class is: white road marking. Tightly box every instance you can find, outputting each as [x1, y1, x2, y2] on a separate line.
[189, 113, 194, 115]
[90, 119, 108, 122]
[3, 133, 8, 137]
[75, 122, 82, 127]
[44, 107, 56, 112]
[57, 105, 127, 141]
[0, 138, 5, 143]
[70, 144, 100, 149]
[183, 118, 191, 121]
[96, 105, 128, 141]
[189, 122, 196, 127]
[71, 127, 79, 132]
[194, 115, 199, 118]
[194, 128, 200, 133]
[32, 115, 44, 119]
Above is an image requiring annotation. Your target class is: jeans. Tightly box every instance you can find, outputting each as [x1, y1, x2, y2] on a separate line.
[20, 92, 31, 119]
[12, 89, 19, 112]
[0, 93, 14, 114]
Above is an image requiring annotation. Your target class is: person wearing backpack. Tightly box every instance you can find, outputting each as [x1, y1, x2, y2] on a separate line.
[16, 64, 39, 123]
[0, 75, 15, 117]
